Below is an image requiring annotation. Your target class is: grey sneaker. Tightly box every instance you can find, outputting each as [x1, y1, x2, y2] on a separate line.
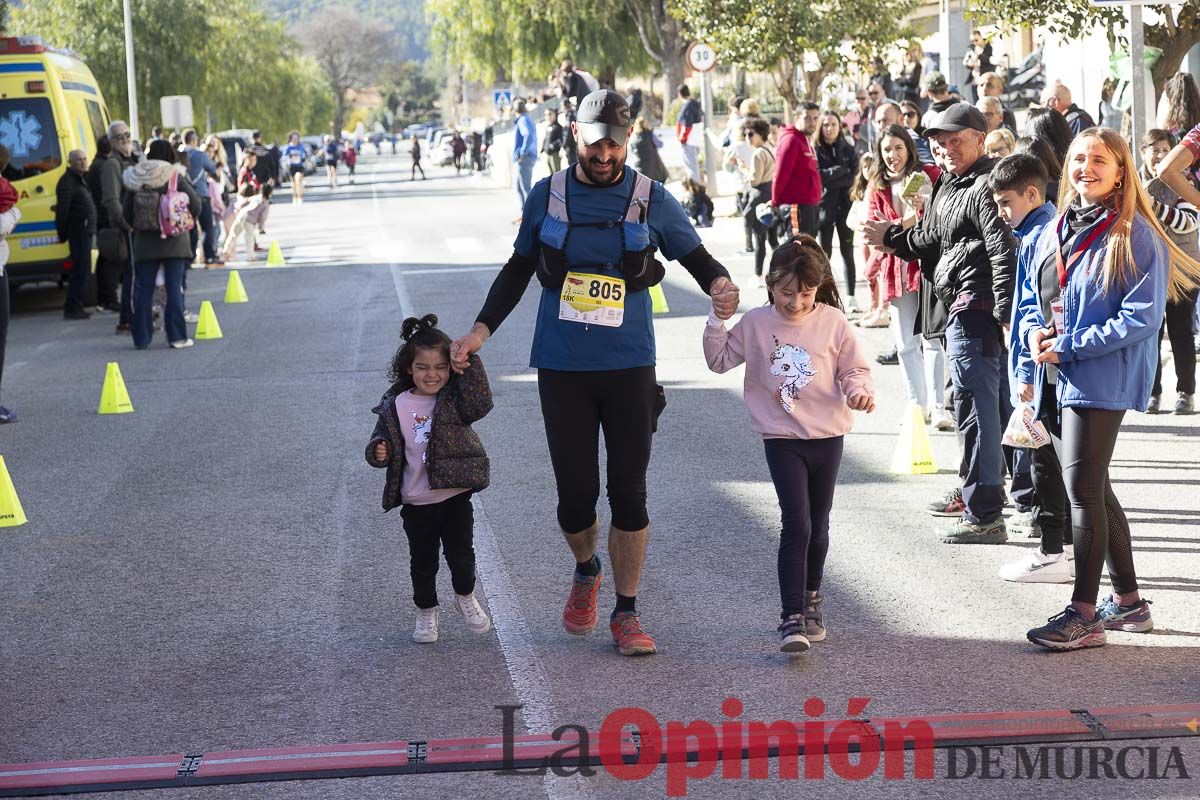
[804, 592, 826, 642]
[1175, 392, 1194, 415]
[778, 614, 810, 653]
[1146, 395, 1161, 414]
[1096, 596, 1154, 632]
[1027, 605, 1106, 650]
[941, 517, 1007, 544]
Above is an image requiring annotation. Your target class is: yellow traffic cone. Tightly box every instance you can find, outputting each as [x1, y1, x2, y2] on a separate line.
[195, 300, 224, 340]
[649, 283, 670, 314]
[266, 240, 286, 267]
[98, 362, 134, 415]
[890, 402, 938, 474]
[224, 270, 249, 304]
[0, 456, 27, 527]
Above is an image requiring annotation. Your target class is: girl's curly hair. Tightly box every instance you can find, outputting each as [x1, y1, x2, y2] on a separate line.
[387, 314, 453, 383]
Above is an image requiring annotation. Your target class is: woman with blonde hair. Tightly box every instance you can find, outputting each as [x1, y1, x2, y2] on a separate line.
[1020, 127, 1200, 650]
[984, 128, 1015, 159]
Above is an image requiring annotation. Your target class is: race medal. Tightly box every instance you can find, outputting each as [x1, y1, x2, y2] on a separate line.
[559, 271, 626, 327]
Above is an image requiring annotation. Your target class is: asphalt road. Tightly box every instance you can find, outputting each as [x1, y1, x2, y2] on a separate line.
[1, 152, 1198, 799]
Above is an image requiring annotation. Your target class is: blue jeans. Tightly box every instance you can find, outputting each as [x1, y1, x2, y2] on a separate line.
[515, 155, 536, 209]
[132, 258, 188, 348]
[680, 143, 701, 183]
[200, 198, 219, 262]
[946, 310, 1004, 524]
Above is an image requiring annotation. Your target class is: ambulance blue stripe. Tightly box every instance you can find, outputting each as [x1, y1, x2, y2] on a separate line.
[0, 62, 46, 73]
[14, 221, 57, 233]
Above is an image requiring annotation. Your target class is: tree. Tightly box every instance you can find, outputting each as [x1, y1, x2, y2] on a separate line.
[427, 0, 652, 91]
[966, 0, 1200, 96]
[674, 0, 920, 119]
[12, 0, 331, 138]
[296, 5, 389, 136]
[623, 0, 688, 119]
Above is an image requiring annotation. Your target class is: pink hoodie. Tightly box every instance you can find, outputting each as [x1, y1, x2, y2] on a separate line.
[704, 304, 873, 439]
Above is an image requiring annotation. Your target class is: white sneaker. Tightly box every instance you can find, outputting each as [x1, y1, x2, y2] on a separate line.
[169, 338, 195, 349]
[845, 295, 859, 314]
[413, 607, 439, 643]
[931, 407, 956, 432]
[183, 310, 200, 323]
[454, 592, 492, 634]
[998, 548, 1072, 583]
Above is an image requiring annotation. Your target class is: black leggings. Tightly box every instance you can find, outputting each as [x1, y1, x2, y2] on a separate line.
[764, 436, 843, 619]
[1059, 407, 1137, 604]
[743, 182, 778, 276]
[1031, 381, 1071, 553]
[1152, 295, 1197, 396]
[538, 366, 657, 533]
[399, 492, 476, 609]
[818, 201, 855, 297]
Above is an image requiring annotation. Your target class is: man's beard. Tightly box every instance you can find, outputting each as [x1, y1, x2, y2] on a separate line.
[579, 154, 625, 186]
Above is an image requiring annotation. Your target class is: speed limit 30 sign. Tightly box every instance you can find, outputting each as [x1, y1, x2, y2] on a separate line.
[686, 42, 717, 73]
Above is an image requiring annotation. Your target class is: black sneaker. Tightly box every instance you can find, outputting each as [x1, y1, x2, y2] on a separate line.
[941, 517, 1007, 544]
[0, 405, 16, 424]
[778, 614, 810, 653]
[926, 487, 964, 517]
[64, 308, 91, 320]
[1027, 605, 1106, 650]
[876, 349, 899, 365]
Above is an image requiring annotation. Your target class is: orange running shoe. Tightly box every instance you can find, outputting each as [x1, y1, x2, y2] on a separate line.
[563, 571, 602, 635]
[610, 611, 657, 656]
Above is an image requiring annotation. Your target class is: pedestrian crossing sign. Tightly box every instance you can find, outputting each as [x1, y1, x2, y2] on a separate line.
[493, 90, 513, 109]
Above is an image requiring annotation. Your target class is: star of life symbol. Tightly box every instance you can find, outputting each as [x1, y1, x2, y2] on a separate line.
[0, 111, 43, 157]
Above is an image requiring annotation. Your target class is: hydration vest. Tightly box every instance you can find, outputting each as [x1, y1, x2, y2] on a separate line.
[535, 167, 665, 292]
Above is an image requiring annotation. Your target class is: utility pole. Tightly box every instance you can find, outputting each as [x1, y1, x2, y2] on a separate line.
[122, 0, 140, 141]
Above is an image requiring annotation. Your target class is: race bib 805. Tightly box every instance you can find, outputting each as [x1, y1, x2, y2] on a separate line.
[559, 271, 625, 327]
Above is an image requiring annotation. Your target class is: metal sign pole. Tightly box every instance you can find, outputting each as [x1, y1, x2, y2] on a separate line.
[700, 69, 719, 195]
[1130, 4, 1146, 169]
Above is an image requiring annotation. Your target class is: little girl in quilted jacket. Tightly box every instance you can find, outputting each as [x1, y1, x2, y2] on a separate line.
[366, 314, 493, 644]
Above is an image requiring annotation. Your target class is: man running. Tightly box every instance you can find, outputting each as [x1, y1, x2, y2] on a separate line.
[451, 90, 739, 656]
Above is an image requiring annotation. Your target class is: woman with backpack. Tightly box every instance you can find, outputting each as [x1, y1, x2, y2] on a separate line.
[122, 139, 202, 350]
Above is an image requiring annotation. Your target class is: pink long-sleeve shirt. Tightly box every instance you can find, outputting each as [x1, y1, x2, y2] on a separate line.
[703, 304, 873, 439]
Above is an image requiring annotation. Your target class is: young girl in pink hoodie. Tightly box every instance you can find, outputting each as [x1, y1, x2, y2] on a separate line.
[704, 236, 875, 654]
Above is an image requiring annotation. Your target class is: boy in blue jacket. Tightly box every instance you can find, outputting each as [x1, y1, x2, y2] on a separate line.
[989, 154, 1072, 584]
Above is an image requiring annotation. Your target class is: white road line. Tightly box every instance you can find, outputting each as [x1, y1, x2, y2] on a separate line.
[383, 189, 590, 797]
[444, 237, 486, 255]
[392, 265, 499, 276]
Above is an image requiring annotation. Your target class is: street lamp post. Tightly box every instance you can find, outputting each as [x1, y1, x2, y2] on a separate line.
[123, 0, 140, 141]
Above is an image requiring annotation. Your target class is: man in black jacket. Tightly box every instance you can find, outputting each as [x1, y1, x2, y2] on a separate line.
[542, 108, 564, 174]
[56, 150, 97, 320]
[864, 103, 1017, 545]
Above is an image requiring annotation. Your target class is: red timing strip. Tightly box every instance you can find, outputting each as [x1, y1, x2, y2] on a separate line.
[1, 705, 1196, 796]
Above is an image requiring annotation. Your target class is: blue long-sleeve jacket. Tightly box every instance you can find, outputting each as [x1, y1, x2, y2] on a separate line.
[513, 113, 538, 162]
[1007, 201, 1057, 400]
[1016, 211, 1168, 416]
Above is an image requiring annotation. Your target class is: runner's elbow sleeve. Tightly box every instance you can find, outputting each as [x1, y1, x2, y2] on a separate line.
[678, 245, 730, 294]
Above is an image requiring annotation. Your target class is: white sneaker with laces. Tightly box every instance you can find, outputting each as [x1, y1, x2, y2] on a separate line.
[932, 407, 956, 432]
[999, 547, 1072, 583]
[454, 592, 492, 634]
[413, 607, 439, 643]
[184, 310, 200, 323]
[169, 338, 195, 349]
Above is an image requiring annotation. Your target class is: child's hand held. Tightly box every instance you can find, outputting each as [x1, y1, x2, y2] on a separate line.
[374, 442, 389, 462]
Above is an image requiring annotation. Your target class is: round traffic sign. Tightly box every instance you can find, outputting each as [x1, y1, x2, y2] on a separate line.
[687, 42, 717, 73]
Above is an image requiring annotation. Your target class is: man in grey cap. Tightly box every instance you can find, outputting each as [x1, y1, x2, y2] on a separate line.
[863, 102, 1017, 545]
[452, 89, 739, 656]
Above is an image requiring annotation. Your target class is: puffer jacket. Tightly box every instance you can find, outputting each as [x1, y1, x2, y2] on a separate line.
[121, 160, 202, 262]
[365, 354, 493, 511]
[815, 136, 857, 219]
[883, 154, 1017, 327]
[1016, 211, 1167, 415]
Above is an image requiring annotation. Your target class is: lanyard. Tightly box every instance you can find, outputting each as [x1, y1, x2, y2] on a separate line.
[1054, 211, 1116, 289]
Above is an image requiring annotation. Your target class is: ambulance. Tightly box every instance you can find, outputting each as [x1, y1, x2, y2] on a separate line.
[0, 36, 110, 288]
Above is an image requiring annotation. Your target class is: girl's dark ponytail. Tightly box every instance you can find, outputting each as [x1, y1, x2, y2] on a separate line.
[401, 314, 439, 342]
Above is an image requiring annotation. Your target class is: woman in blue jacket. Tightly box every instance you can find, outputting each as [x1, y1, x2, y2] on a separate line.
[1019, 128, 1200, 650]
